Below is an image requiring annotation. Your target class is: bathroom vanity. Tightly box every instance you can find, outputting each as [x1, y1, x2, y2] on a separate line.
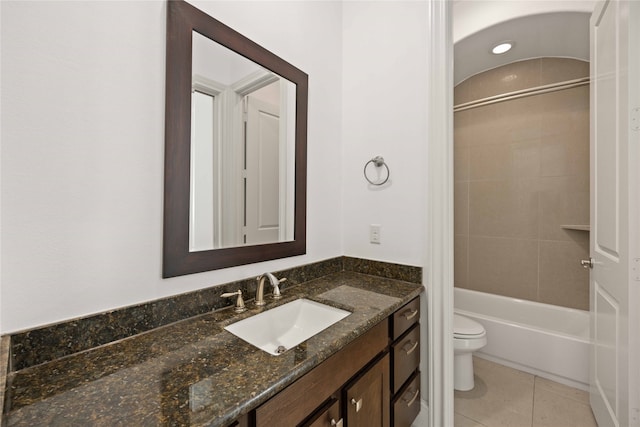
[252, 295, 421, 427]
[1, 270, 422, 427]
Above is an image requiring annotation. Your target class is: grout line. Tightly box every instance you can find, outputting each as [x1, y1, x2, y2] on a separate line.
[531, 373, 537, 427]
[466, 179, 470, 286]
[455, 411, 490, 427]
[537, 238, 541, 303]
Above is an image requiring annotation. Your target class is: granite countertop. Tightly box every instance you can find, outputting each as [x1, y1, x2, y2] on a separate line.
[2, 271, 423, 427]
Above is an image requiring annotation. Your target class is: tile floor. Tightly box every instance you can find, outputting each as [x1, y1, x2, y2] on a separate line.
[454, 357, 598, 427]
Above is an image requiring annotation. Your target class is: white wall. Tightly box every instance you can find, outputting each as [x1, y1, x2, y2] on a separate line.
[341, 1, 428, 266]
[0, 1, 344, 333]
[1, 0, 428, 334]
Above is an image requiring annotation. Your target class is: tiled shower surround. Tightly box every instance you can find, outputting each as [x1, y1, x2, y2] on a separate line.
[454, 58, 590, 310]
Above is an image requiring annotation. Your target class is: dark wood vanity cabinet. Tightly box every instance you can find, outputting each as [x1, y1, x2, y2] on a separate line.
[252, 296, 421, 427]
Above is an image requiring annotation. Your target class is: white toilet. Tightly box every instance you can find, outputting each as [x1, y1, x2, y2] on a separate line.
[453, 314, 487, 391]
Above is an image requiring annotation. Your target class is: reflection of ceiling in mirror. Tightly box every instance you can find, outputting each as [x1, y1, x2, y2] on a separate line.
[192, 31, 264, 86]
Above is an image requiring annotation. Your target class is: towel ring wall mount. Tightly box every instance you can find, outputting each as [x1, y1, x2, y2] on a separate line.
[363, 156, 390, 186]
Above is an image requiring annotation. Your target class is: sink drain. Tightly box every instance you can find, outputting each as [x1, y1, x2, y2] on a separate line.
[275, 346, 287, 354]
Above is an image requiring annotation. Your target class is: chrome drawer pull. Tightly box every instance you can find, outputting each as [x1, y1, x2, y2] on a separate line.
[350, 398, 363, 412]
[403, 388, 420, 407]
[402, 340, 418, 355]
[402, 309, 418, 320]
[330, 418, 343, 427]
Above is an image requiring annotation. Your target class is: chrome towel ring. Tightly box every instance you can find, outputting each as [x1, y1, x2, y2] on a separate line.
[364, 156, 390, 186]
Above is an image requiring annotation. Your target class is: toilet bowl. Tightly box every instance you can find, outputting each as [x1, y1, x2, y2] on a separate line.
[453, 314, 487, 391]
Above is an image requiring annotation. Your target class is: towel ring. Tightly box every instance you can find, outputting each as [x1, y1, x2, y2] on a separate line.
[364, 156, 390, 186]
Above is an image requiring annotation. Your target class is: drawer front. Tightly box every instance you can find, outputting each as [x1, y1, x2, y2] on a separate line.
[392, 297, 420, 340]
[392, 371, 421, 427]
[392, 324, 420, 393]
[302, 398, 341, 427]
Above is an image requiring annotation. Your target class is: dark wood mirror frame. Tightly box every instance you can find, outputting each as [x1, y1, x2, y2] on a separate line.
[163, 0, 307, 278]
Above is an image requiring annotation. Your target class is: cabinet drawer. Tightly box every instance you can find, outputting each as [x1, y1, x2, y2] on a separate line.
[392, 371, 421, 427]
[302, 397, 341, 427]
[392, 297, 420, 340]
[392, 324, 420, 393]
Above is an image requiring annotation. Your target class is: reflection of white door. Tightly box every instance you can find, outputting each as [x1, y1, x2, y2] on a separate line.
[244, 95, 280, 244]
[589, 1, 640, 426]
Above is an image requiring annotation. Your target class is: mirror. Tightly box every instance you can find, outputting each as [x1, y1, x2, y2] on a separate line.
[164, 0, 307, 278]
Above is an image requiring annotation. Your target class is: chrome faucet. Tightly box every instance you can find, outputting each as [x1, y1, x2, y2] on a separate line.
[255, 272, 287, 306]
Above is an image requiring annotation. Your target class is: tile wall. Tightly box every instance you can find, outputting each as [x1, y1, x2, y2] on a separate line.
[454, 58, 590, 310]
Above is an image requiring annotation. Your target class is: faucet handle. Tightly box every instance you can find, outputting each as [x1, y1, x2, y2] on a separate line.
[221, 290, 247, 313]
[272, 277, 287, 299]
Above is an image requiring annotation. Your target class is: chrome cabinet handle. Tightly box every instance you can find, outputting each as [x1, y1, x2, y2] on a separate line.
[402, 309, 418, 320]
[402, 388, 420, 407]
[402, 340, 418, 355]
[350, 398, 363, 412]
[330, 418, 343, 427]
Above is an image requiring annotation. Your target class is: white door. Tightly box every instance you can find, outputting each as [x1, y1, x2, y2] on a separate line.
[589, 1, 640, 426]
[244, 95, 280, 245]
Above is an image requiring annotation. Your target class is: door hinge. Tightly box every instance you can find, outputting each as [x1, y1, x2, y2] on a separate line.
[633, 258, 640, 281]
[632, 107, 640, 131]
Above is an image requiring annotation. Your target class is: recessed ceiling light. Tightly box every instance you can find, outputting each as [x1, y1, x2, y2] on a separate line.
[492, 42, 513, 55]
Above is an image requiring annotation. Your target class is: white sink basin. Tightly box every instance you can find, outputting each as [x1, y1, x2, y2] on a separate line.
[224, 299, 351, 356]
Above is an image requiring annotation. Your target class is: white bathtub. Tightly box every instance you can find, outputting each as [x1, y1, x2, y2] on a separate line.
[454, 288, 591, 390]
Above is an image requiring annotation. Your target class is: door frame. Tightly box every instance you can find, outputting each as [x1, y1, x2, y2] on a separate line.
[435, 1, 640, 425]
[628, 2, 640, 425]
[425, 0, 454, 426]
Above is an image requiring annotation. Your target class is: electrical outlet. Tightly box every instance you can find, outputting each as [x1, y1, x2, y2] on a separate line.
[370, 224, 381, 244]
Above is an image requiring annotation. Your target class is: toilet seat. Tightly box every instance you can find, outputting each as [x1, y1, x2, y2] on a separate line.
[453, 314, 485, 338]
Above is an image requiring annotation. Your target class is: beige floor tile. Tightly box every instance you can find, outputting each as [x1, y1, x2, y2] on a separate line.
[532, 381, 597, 427]
[455, 412, 487, 427]
[455, 358, 534, 427]
[534, 377, 590, 405]
[454, 358, 599, 427]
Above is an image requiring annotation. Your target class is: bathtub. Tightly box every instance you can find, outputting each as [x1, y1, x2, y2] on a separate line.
[454, 288, 591, 391]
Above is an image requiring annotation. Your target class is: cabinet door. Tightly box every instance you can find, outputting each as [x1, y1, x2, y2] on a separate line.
[344, 353, 390, 427]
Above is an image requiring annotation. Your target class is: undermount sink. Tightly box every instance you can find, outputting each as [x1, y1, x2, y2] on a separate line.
[224, 299, 351, 356]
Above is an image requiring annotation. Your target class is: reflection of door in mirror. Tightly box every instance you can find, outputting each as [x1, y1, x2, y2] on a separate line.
[189, 31, 296, 252]
[245, 82, 281, 245]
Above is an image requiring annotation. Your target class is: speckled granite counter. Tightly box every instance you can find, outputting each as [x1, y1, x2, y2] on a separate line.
[2, 271, 423, 427]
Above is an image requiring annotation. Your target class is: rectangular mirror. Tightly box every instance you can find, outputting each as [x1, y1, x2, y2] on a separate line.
[164, 1, 307, 277]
